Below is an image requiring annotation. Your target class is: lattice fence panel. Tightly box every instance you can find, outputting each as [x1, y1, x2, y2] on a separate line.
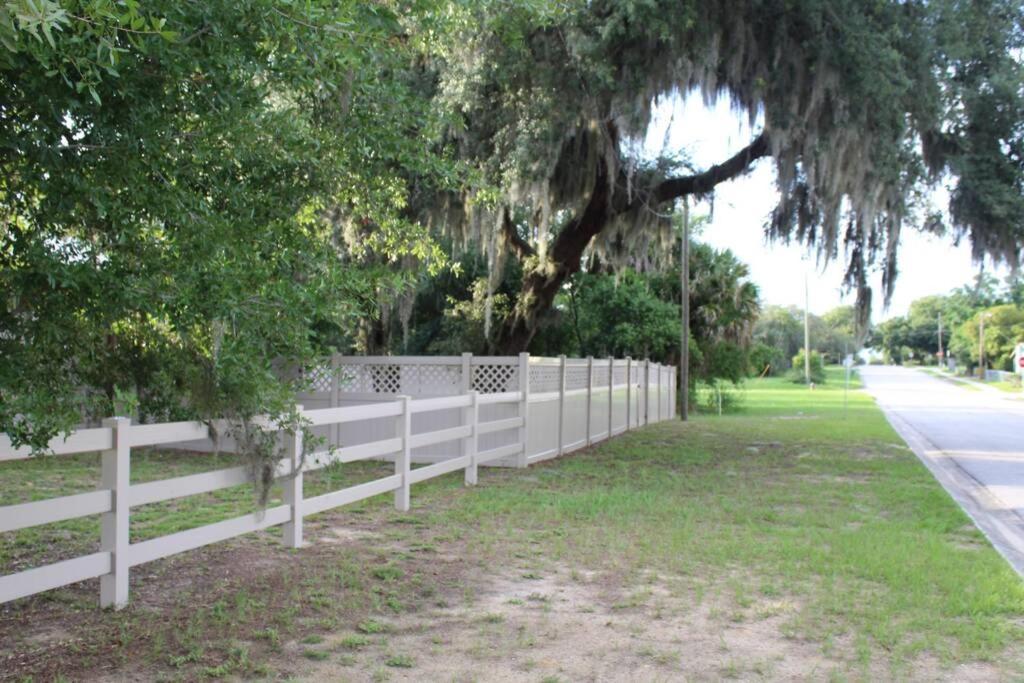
[403, 364, 462, 395]
[529, 363, 561, 393]
[304, 364, 334, 393]
[565, 364, 590, 391]
[337, 364, 402, 394]
[471, 364, 518, 393]
[590, 361, 612, 387]
[612, 364, 627, 385]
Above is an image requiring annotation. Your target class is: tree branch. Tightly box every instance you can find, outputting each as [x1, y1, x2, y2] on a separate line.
[501, 207, 537, 260]
[653, 132, 770, 202]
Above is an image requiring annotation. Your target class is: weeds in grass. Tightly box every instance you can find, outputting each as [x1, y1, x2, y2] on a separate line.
[372, 565, 404, 582]
[357, 620, 388, 634]
[339, 634, 371, 649]
[302, 649, 329, 661]
[384, 653, 414, 668]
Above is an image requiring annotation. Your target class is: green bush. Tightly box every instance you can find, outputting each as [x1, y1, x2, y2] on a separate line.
[788, 350, 826, 384]
[694, 381, 745, 414]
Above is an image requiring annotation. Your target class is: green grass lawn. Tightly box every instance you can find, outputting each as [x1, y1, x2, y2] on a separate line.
[917, 365, 1022, 394]
[989, 380, 1023, 394]
[2, 367, 1023, 680]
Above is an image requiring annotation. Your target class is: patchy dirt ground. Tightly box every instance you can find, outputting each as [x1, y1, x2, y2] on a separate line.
[277, 558, 1009, 682]
[271, 528, 1008, 683]
[4, 512, 1008, 683]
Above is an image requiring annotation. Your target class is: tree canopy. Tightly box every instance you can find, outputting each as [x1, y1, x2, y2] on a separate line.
[420, 0, 1024, 351]
[1, 1, 450, 448]
[3, 0, 1023, 446]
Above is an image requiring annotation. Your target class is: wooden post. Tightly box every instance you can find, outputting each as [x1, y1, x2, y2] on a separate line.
[625, 357, 632, 431]
[464, 390, 479, 486]
[557, 355, 567, 455]
[395, 395, 412, 510]
[517, 353, 529, 468]
[681, 200, 690, 421]
[585, 356, 594, 445]
[282, 406, 304, 548]
[607, 356, 614, 439]
[100, 416, 131, 609]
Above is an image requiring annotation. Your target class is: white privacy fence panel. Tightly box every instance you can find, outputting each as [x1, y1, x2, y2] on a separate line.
[1, 354, 674, 609]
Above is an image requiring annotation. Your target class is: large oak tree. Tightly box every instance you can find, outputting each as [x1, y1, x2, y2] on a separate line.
[423, 0, 1024, 353]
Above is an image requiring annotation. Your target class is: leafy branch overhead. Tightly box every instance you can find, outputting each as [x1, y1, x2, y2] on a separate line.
[0, 1, 453, 449]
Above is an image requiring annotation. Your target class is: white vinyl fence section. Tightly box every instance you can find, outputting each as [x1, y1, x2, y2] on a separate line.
[0, 354, 675, 609]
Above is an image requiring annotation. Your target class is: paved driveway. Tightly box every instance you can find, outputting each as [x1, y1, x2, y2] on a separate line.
[860, 365, 1024, 576]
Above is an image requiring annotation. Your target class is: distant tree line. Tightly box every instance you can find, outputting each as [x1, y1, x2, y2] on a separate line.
[372, 221, 762, 391]
[872, 275, 1024, 372]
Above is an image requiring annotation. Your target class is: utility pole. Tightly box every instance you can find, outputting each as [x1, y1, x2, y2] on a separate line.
[680, 200, 689, 421]
[979, 313, 986, 379]
[803, 270, 811, 384]
[937, 312, 944, 367]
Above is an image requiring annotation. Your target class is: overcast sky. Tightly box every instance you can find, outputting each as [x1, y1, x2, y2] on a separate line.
[644, 93, 1009, 321]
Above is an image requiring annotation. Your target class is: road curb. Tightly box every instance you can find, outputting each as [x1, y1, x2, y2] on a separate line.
[878, 407, 1024, 579]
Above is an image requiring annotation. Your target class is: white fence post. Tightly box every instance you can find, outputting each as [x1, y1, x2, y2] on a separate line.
[517, 352, 529, 468]
[656, 364, 663, 422]
[464, 390, 479, 486]
[282, 407, 305, 548]
[638, 360, 647, 423]
[672, 365, 677, 417]
[460, 352, 473, 481]
[585, 356, 594, 446]
[461, 352, 472, 392]
[395, 395, 411, 510]
[607, 356, 614, 439]
[557, 354, 566, 455]
[330, 355, 340, 448]
[625, 356, 632, 431]
[100, 416, 130, 609]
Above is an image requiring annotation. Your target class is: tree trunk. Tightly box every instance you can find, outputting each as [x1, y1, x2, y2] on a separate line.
[490, 132, 770, 354]
[491, 150, 614, 354]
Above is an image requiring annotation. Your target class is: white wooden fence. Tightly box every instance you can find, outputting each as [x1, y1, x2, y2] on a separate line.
[0, 354, 675, 609]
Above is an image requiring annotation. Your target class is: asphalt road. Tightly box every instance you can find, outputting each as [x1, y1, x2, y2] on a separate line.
[860, 365, 1024, 576]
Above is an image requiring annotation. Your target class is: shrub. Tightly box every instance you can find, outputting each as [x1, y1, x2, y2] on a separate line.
[788, 350, 826, 384]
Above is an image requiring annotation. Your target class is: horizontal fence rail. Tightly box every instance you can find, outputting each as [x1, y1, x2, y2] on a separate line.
[0, 354, 675, 609]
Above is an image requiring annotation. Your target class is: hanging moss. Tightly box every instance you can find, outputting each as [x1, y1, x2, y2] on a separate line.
[411, 0, 1022, 341]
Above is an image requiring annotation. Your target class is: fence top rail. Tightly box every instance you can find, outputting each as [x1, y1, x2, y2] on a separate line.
[477, 390, 523, 405]
[410, 394, 472, 413]
[128, 421, 210, 448]
[0, 427, 113, 462]
[303, 401, 403, 426]
[333, 355, 465, 365]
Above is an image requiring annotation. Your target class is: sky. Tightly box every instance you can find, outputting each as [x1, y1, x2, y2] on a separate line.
[643, 94, 1009, 321]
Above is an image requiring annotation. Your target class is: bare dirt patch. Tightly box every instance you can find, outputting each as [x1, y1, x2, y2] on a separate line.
[287, 563, 995, 682]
